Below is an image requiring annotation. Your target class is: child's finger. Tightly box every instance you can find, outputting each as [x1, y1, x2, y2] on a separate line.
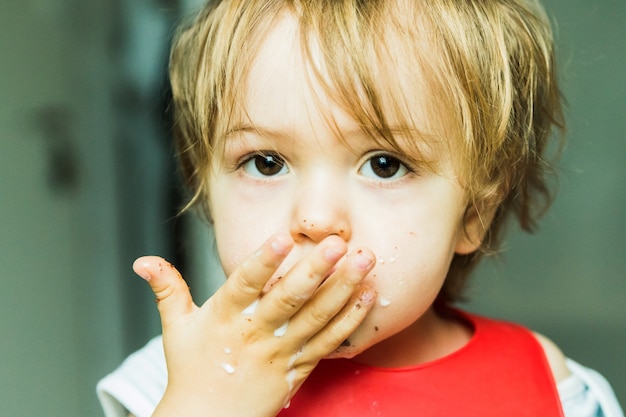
[304, 286, 377, 357]
[288, 247, 375, 338]
[133, 256, 195, 328]
[215, 234, 294, 314]
[254, 235, 349, 326]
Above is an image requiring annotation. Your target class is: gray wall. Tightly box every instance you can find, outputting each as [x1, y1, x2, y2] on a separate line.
[0, 0, 623, 415]
[0, 1, 177, 415]
[466, 0, 626, 405]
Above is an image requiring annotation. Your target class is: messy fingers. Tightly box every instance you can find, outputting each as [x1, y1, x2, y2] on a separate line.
[305, 286, 377, 357]
[216, 234, 294, 314]
[133, 256, 195, 328]
[255, 235, 348, 326]
[288, 247, 375, 338]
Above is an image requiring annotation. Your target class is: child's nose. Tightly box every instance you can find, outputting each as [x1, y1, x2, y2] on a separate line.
[289, 176, 351, 243]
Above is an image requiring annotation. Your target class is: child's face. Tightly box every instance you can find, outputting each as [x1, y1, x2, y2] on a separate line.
[208, 16, 477, 359]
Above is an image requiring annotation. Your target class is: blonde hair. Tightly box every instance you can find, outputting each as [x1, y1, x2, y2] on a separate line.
[169, 0, 565, 302]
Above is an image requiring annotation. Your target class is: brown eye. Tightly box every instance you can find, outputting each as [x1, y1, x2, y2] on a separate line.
[359, 154, 407, 179]
[243, 153, 288, 177]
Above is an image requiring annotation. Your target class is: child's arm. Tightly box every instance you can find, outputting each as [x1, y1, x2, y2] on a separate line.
[133, 234, 376, 417]
[533, 332, 571, 383]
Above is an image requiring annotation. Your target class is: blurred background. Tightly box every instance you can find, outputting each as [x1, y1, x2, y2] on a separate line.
[0, 0, 624, 415]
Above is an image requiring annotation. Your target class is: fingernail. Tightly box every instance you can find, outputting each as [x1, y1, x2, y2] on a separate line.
[271, 236, 291, 256]
[352, 250, 374, 270]
[324, 246, 345, 263]
[136, 270, 152, 282]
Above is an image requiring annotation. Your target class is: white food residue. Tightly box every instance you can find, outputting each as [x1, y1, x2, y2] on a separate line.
[221, 362, 236, 374]
[284, 349, 303, 409]
[379, 297, 391, 307]
[285, 368, 297, 392]
[274, 321, 289, 337]
[242, 298, 260, 315]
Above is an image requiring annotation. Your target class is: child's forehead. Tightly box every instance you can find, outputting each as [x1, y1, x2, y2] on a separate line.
[226, 11, 449, 149]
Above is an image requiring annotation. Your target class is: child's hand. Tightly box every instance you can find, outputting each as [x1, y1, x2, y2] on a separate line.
[133, 234, 376, 417]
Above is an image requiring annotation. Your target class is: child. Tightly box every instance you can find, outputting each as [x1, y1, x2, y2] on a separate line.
[98, 0, 624, 416]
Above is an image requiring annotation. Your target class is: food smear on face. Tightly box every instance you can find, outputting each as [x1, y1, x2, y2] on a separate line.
[221, 362, 236, 374]
[376, 256, 397, 265]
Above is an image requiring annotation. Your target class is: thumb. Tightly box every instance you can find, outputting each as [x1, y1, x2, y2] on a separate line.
[133, 256, 196, 327]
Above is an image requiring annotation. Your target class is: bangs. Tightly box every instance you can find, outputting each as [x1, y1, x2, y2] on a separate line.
[295, 1, 451, 172]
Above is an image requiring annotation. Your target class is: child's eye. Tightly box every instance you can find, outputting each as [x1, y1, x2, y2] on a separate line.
[240, 152, 289, 177]
[358, 153, 409, 180]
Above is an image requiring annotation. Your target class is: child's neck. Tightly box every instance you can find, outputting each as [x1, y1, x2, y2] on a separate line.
[353, 307, 472, 368]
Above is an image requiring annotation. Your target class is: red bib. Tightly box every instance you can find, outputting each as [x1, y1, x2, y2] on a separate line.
[279, 310, 564, 416]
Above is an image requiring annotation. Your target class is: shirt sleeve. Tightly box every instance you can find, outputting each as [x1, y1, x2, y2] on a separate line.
[96, 336, 167, 417]
[559, 358, 624, 417]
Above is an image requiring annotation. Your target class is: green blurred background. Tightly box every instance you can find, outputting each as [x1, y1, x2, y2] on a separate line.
[1, 0, 624, 415]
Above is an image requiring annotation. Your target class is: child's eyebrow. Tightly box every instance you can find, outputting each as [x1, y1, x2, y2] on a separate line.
[225, 120, 370, 141]
[224, 124, 293, 142]
[224, 122, 439, 158]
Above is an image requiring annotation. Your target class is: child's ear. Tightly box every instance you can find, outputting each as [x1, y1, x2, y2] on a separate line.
[454, 202, 498, 255]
